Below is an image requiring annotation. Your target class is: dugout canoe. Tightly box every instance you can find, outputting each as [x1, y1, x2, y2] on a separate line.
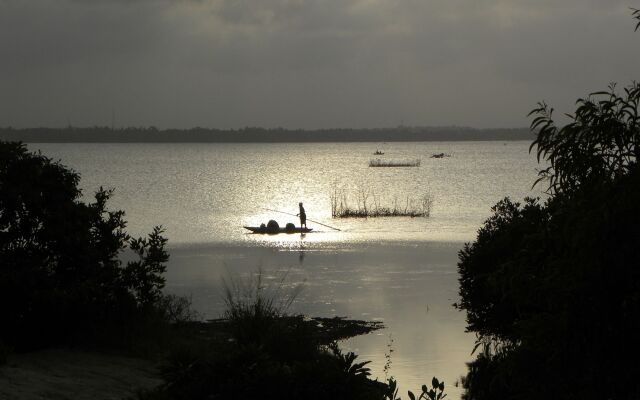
[244, 226, 313, 234]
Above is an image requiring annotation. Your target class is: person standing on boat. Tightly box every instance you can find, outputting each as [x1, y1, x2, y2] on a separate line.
[297, 202, 307, 229]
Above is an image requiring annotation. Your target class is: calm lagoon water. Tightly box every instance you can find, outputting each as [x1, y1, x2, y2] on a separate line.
[31, 141, 541, 245]
[30, 141, 544, 398]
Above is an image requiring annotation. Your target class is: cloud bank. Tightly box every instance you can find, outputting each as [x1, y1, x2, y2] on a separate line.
[1, 0, 639, 128]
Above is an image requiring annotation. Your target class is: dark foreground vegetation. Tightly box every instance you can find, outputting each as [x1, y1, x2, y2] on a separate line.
[0, 140, 446, 399]
[456, 12, 640, 400]
[456, 79, 640, 398]
[0, 141, 174, 354]
[139, 285, 388, 400]
[138, 281, 445, 400]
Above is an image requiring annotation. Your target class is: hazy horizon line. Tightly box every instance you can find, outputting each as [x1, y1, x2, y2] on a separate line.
[1, 125, 530, 131]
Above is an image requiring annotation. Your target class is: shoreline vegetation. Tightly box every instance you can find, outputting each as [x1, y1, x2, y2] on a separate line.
[137, 270, 446, 400]
[453, 12, 640, 397]
[331, 187, 433, 218]
[0, 126, 533, 143]
[455, 81, 640, 398]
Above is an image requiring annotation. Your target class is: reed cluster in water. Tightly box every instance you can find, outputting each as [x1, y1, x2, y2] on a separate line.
[330, 186, 433, 218]
[369, 158, 421, 167]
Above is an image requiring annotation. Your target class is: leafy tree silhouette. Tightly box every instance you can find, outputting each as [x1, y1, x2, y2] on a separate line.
[0, 141, 168, 350]
[456, 11, 640, 400]
[529, 83, 640, 195]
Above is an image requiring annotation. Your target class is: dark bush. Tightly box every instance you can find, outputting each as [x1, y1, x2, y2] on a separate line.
[0, 141, 169, 350]
[149, 315, 386, 400]
[457, 82, 640, 400]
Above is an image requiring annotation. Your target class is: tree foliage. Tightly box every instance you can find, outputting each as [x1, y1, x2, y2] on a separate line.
[0, 141, 169, 349]
[457, 17, 640, 397]
[529, 82, 640, 194]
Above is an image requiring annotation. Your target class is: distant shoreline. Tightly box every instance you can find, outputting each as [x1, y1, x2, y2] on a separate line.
[0, 126, 533, 143]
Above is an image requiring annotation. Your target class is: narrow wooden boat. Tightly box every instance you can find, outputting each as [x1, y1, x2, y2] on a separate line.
[244, 226, 313, 234]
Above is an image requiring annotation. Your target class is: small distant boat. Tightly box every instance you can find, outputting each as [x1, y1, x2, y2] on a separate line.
[373, 149, 385, 155]
[431, 152, 451, 159]
[244, 226, 313, 234]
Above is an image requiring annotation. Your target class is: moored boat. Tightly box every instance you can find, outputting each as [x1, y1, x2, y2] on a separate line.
[244, 226, 313, 234]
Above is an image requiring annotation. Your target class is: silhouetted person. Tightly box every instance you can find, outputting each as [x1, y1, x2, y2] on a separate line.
[297, 202, 307, 229]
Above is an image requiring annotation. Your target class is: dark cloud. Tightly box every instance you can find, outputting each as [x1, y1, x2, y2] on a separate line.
[1, 0, 638, 128]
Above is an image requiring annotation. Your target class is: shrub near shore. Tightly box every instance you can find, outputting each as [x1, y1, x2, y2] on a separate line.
[456, 82, 640, 400]
[0, 141, 171, 351]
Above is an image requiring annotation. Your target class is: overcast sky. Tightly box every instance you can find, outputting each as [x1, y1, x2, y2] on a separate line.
[1, 0, 639, 129]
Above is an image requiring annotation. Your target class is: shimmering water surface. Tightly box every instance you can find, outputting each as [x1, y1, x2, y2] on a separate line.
[30, 141, 544, 398]
[32, 142, 541, 245]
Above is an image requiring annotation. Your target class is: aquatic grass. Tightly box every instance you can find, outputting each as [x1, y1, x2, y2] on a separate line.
[222, 269, 303, 319]
[221, 269, 305, 347]
[331, 186, 433, 218]
[369, 158, 421, 167]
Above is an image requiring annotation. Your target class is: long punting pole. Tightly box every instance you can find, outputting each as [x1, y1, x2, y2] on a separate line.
[263, 208, 341, 231]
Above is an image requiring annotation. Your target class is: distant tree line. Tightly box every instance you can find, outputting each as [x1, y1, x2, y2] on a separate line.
[0, 126, 533, 143]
